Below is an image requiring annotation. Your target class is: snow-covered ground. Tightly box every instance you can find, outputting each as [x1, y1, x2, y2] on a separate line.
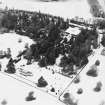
[0, 33, 34, 58]
[60, 45, 105, 105]
[1, 0, 92, 19]
[0, 72, 65, 105]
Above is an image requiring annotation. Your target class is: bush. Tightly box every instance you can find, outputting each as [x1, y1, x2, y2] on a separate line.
[5, 58, 16, 74]
[95, 60, 100, 66]
[26, 91, 36, 101]
[93, 81, 102, 92]
[77, 88, 83, 94]
[101, 35, 105, 47]
[63, 93, 78, 105]
[1, 99, 7, 105]
[37, 76, 48, 87]
[50, 87, 55, 92]
[74, 76, 80, 84]
[86, 69, 98, 77]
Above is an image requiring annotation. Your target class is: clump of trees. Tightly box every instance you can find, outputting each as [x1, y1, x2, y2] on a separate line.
[22, 28, 99, 76]
[1, 9, 69, 39]
[74, 75, 80, 84]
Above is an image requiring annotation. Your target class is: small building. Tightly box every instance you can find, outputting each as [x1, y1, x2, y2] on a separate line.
[65, 27, 81, 36]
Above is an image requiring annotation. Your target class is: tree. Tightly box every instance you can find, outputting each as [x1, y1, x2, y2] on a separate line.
[62, 63, 74, 75]
[37, 76, 48, 87]
[48, 24, 60, 42]
[86, 64, 98, 77]
[46, 47, 56, 65]
[5, 58, 16, 74]
[77, 88, 83, 94]
[25, 91, 36, 101]
[74, 75, 80, 84]
[2, 13, 17, 30]
[101, 35, 105, 47]
[93, 81, 102, 92]
[1, 100, 7, 105]
[38, 57, 47, 67]
[63, 93, 78, 105]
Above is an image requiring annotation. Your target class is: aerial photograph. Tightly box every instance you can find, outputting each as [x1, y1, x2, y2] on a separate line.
[0, 0, 105, 105]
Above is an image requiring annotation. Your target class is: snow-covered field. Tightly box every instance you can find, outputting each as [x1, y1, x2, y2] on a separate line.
[0, 72, 65, 105]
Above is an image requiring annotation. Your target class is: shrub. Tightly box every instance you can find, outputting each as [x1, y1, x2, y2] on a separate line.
[101, 35, 105, 47]
[63, 93, 78, 105]
[38, 57, 47, 67]
[50, 87, 55, 92]
[95, 60, 100, 66]
[86, 69, 98, 77]
[86, 64, 98, 77]
[37, 76, 48, 87]
[77, 88, 83, 94]
[94, 81, 102, 92]
[74, 76, 80, 84]
[1, 100, 7, 105]
[26, 91, 36, 101]
[18, 38, 22, 43]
